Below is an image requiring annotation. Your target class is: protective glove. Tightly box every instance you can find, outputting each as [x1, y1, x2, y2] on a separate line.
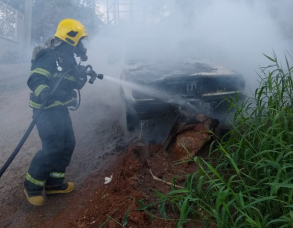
[39, 88, 50, 103]
[73, 65, 87, 80]
[73, 65, 88, 90]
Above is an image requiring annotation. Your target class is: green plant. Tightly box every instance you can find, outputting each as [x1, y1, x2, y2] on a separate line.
[99, 208, 130, 228]
[143, 54, 293, 228]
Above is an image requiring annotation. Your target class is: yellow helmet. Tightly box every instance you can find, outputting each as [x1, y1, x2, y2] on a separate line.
[54, 19, 88, 46]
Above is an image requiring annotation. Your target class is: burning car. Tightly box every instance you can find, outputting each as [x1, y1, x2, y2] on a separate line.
[120, 60, 246, 131]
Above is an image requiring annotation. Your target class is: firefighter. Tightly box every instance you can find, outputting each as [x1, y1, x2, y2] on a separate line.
[24, 19, 89, 206]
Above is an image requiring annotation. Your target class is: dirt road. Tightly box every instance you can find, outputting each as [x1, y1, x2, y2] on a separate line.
[0, 62, 132, 228]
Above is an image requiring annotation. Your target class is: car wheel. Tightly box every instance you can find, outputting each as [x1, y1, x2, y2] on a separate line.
[126, 111, 140, 132]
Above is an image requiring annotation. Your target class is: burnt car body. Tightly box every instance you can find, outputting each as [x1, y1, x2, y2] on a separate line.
[120, 60, 245, 131]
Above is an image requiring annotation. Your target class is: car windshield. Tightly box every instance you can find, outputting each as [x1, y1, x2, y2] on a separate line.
[127, 62, 217, 81]
[123, 36, 241, 83]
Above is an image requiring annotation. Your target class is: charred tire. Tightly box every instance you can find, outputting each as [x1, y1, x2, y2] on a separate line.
[120, 86, 140, 132]
[126, 111, 140, 132]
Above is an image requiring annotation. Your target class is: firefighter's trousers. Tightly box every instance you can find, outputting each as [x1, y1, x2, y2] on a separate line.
[24, 107, 76, 193]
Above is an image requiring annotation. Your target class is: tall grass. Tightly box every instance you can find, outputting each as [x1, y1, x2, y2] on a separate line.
[147, 54, 293, 228]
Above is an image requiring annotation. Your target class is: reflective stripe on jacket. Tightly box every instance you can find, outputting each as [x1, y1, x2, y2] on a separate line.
[29, 98, 77, 109]
[27, 47, 83, 109]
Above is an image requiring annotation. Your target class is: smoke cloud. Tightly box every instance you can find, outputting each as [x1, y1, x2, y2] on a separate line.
[89, 0, 293, 94]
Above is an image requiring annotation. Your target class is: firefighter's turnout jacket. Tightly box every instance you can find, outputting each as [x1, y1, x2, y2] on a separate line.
[24, 44, 87, 193]
[28, 46, 85, 109]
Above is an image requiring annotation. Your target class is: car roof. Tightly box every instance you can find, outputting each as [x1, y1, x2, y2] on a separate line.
[125, 61, 240, 82]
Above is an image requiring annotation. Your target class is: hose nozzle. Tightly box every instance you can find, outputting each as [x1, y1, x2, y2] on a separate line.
[85, 65, 103, 84]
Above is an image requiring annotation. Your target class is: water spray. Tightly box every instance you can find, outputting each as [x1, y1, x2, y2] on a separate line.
[103, 75, 203, 115]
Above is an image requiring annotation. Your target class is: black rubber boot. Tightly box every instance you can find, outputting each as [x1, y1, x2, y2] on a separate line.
[45, 182, 75, 195]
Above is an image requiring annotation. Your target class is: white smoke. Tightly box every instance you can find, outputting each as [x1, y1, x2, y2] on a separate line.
[90, 0, 293, 94]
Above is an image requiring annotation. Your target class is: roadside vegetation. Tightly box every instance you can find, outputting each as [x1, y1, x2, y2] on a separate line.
[142, 54, 293, 228]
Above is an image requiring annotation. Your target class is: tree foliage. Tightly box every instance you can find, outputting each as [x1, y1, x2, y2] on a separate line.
[1, 0, 104, 43]
[1, 0, 25, 13]
[31, 0, 103, 44]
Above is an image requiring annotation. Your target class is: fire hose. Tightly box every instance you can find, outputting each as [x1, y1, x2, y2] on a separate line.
[0, 65, 103, 178]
